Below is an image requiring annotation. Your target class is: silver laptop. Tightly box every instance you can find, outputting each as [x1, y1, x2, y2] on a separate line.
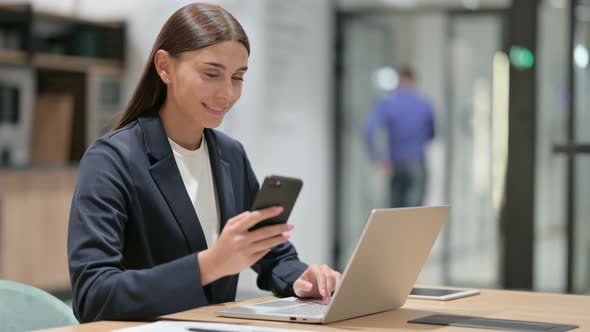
[217, 206, 449, 324]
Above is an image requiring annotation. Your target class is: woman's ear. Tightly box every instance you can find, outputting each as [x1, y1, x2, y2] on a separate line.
[154, 50, 172, 84]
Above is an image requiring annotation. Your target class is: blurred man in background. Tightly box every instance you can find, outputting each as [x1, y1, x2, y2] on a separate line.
[364, 66, 435, 208]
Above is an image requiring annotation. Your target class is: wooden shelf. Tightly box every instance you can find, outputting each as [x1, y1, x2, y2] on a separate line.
[32, 53, 123, 73]
[0, 5, 126, 166]
[0, 4, 28, 13]
[35, 10, 124, 29]
[0, 51, 123, 73]
[0, 49, 27, 65]
[0, 5, 125, 72]
[0, 4, 123, 29]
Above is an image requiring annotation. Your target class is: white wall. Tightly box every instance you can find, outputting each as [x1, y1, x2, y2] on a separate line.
[76, 0, 335, 298]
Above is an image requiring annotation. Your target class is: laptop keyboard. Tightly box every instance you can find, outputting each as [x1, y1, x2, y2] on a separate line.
[270, 302, 327, 316]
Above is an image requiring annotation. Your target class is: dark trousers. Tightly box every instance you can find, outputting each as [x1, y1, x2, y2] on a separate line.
[390, 161, 427, 208]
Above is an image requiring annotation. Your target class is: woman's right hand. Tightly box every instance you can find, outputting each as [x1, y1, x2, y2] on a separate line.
[198, 206, 293, 285]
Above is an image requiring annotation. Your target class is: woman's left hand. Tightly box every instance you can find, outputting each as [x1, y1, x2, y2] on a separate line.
[293, 264, 342, 304]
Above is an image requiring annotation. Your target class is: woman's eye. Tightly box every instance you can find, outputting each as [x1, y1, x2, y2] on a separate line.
[232, 77, 244, 81]
[205, 73, 219, 78]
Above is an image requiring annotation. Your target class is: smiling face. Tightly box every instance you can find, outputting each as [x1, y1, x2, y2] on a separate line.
[159, 41, 249, 130]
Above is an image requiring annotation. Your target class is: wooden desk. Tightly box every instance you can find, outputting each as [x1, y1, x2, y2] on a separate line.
[42, 289, 590, 331]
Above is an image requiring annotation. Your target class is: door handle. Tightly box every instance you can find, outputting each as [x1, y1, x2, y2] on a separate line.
[552, 144, 590, 154]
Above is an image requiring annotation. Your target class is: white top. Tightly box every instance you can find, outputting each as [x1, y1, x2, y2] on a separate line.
[168, 136, 220, 247]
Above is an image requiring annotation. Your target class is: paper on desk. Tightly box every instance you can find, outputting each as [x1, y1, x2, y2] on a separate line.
[113, 320, 314, 332]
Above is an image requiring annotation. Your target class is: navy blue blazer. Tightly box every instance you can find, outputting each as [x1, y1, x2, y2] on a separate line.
[68, 111, 308, 322]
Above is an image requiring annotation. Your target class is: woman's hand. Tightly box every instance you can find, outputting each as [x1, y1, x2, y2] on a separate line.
[198, 206, 293, 285]
[293, 264, 342, 304]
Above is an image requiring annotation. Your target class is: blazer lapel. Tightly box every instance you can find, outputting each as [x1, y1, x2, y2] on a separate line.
[138, 112, 208, 253]
[205, 129, 236, 231]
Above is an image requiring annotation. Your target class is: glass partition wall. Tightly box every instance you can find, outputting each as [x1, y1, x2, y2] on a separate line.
[336, 10, 505, 288]
[337, 1, 590, 293]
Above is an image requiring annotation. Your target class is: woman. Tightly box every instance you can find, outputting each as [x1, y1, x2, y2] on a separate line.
[68, 3, 340, 323]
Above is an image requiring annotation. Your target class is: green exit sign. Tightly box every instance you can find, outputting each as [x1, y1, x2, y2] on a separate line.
[510, 46, 535, 69]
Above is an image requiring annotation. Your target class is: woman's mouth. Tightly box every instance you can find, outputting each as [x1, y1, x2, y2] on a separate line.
[202, 102, 226, 114]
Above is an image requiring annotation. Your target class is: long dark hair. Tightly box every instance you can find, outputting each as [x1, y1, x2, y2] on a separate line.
[112, 3, 250, 131]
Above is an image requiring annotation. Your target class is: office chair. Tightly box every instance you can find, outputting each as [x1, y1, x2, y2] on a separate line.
[0, 280, 78, 331]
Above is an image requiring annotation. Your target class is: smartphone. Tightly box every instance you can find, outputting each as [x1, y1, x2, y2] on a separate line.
[248, 175, 303, 231]
[409, 287, 480, 301]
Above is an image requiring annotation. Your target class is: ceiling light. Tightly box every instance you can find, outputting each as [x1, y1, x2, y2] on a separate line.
[574, 44, 589, 69]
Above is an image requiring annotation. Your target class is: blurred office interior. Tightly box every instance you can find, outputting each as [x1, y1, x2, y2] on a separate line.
[0, 0, 588, 304]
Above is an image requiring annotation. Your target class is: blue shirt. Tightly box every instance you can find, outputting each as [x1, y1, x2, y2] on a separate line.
[365, 87, 435, 163]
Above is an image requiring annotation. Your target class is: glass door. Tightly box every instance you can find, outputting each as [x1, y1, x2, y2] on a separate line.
[336, 10, 505, 288]
[337, 14, 392, 269]
[543, 0, 590, 294]
[535, 0, 569, 293]
[445, 13, 504, 287]
[572, 0, 590, 293]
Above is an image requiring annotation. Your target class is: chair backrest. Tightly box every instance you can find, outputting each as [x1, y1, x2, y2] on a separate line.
[0, 280, 78, 331]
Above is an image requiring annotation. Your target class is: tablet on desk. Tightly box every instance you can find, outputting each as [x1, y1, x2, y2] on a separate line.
[409, 287, 480, 300]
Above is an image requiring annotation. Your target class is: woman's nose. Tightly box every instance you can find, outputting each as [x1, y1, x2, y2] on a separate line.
[215, 79, 234, 101]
